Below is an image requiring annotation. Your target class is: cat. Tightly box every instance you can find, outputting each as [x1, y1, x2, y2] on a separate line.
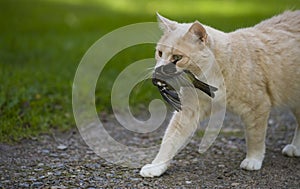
[140, 11, 300, 177]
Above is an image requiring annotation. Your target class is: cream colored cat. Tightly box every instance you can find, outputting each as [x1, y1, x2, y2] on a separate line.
[140, 11, 300, 177]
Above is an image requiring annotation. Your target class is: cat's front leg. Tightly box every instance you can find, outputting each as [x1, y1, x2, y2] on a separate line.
[240, 101, 271, 171]
[140, 89, 207, 177]
[140, 109, 199, 177]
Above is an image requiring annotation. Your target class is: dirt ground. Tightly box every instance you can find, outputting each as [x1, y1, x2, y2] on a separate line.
[1, 110, 299, 188]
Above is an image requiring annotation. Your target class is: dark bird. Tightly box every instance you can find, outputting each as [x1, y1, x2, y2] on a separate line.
[152, 63, 217, 111]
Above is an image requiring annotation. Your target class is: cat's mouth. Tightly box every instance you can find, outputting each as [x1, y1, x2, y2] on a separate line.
[152, 63, 218, 111]
[154, 63, 183, 77]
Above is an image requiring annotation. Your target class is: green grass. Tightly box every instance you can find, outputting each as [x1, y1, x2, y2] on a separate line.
[1, 0, 299, 142]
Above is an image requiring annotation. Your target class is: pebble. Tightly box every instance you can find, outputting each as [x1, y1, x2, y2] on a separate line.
[47, 172, 53, 175]
[27, 177, 37, 182]
[268, 119, 275, 125]
[185, 181, 192, 184]
[57, 144, 68, 150]
[106, 173, 114, 177]
[50, 153, 59, 157]
[228, 145, 238, 150]
[85, 163, 100, 169]
[55, 163, 65, 168]
[51, 186, 67, 189]
[130, 178, 141, 181]
[231, 182, 240, 187]
[38, 175, 46, 180]
[54, 171, 62, 176]
[41, 149, 50, 154]
[34, 168, 44, 171]
[19, 183, 30, 188]
[13, 172, 21, 177]
[31, 182, 43, 187]
[93, 176, 103, 181]
[60, 152, 68, 156]
[86, 150, 95, 154]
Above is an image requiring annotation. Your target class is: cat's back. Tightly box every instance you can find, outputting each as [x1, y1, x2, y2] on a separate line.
[254, 10, 300, 33]
[228, 11, 300, 107]
[252, 11, 300, 69]
[252, 10, 300, 62]
[230, 10, 300, 57]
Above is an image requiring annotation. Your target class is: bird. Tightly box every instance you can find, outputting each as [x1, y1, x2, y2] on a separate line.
[152, 63, 217, 111]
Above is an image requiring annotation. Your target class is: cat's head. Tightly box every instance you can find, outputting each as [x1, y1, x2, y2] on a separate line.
[155, 13, 214, 77]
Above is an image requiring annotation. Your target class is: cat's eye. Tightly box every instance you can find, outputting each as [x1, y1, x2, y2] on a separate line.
[172, 54, 183, 63]
[158, 50, 162, 57]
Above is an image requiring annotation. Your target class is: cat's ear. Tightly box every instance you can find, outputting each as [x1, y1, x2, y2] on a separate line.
[156, 12, 177, 32]
[188, 21, 208, 44]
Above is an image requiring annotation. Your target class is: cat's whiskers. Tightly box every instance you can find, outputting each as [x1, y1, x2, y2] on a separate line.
[132, 68, 154, 95]
[146, 66, 155, 71]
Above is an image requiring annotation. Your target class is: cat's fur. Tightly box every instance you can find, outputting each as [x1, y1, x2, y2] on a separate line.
[140, 11, 300, 177]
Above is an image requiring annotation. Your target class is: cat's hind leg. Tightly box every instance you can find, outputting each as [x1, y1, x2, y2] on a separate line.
[282, 108, 300, 157]
[240, 101, 271, 171]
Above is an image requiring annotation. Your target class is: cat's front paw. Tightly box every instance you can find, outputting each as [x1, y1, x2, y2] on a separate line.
[240, 158, 262, 170]
[282, 144, 300, 157]
[140, 162, 169, 177]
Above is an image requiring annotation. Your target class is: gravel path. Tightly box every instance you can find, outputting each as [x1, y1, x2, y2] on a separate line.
[1, 110, 299, 188]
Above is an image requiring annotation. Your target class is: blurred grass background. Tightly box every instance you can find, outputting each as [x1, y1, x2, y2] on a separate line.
[0, 0, 299, 142]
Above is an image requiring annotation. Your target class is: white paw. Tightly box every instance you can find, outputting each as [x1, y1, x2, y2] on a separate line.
[282, 144, 300, 157]
[240, 158, 262, 170]
[140, 162, 169, 178]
